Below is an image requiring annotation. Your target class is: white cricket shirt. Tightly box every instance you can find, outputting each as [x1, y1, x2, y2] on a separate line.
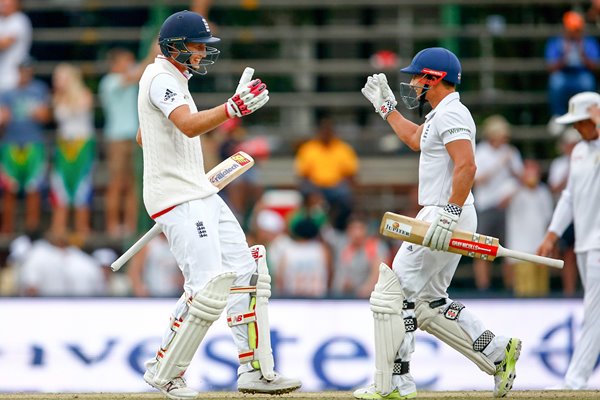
[418, 92, 476, 207]
[548, 138, 600, 253]
[138, 57, 217, 217]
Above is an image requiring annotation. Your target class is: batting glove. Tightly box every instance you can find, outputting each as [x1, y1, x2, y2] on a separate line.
[423, 204, 462, 251]
[361, 73, 397, 120]
[226, 78, 270, 118]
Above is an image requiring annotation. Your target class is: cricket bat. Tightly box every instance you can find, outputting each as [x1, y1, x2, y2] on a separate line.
[110, 151, 255, 272]
[380, 211, 564, 269]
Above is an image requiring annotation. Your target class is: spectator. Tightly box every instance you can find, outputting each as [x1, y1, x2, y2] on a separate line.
[127, 233, 183, 297]
[50, 63, 95, 239]
[252, 208, 292, 295]
[545, 10, 600, 135]
[99, 45, 158, 237]
[277, 216, 331, 298]
[91, 247, 131, 296]
[548, 128, 581, 295]
[330, 214, 390, 298]
[294, 115, 359, 231]
[216, 118, 263, 223]
[0, 0, 32, 94]
[472, 115, 523, 291]
[506, 160, 554, 297]
[287, 188, 329, 234]
[19, 231, 105, 296]
[586, 0, 600, 26]
[0, 57, 51, 234]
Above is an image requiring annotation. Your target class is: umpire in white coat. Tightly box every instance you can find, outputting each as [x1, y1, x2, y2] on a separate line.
[538, 91, 600, 390]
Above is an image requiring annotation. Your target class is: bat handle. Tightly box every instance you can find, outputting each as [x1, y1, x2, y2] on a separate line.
[497, 245, 564, 269]
[110, 224, 162, 271]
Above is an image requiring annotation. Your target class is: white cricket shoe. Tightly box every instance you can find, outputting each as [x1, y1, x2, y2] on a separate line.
[237, 369, 301, 394]
[353, 384, 416, 399]
[143, 370, 199, 400]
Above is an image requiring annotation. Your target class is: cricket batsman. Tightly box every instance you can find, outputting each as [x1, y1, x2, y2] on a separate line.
[135, 10, 301, 399]
[354, 47, 521, 399]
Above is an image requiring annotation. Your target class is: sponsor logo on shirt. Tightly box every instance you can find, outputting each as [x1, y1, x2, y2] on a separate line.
[444, 127, 471, 136]
[164, 89, 177, 102]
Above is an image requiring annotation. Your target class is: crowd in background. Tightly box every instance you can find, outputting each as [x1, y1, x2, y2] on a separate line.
[0, 0, 597, 298]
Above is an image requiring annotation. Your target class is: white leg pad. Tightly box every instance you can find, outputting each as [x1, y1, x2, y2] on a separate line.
[370, 263, 405, 395]
[228, 245, 275, 381]
[415, 300, 496, 375]
[153, 272, 237, 385]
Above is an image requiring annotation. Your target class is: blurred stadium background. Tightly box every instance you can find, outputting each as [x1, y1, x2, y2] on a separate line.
[1, 0, 599, 395]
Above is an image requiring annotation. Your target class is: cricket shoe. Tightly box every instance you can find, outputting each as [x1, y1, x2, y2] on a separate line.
[143, 370, 198, 400]
[237, 369, 302, 394]
[493, 338, 522, 397]
[353, 384, 417, 399]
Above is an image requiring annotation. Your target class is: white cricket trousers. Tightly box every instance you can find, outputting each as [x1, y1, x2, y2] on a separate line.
[391, 205, 509, 370]
[564, 249, 600, 389]
[153, 194, 257, 373]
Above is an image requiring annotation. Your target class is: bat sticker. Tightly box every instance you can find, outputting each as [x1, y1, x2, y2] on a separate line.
[384, 219, 412, 237]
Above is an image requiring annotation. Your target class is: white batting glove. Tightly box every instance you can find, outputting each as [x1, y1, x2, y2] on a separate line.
[361, 73, 397, 120]
[226, 69, 270, 118]
[422, 204, 462, 251]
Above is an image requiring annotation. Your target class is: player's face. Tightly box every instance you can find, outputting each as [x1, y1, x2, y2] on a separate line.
[186, 43, 207, 68]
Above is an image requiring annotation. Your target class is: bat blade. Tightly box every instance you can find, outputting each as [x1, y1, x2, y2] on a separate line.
[380, 212, 563, 269]
[208, 151, 254, 190]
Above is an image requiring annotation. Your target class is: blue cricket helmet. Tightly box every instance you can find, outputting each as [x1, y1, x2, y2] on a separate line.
[159, 10, 220, 74]
[400, 47, 461, 85]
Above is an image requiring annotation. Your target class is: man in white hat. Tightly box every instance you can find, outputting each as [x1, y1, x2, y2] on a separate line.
[538, 91, 600, 389]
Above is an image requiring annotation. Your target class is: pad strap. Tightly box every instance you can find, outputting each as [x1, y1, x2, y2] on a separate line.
[404, 317, 417, 332]
[393, 360, 410, 375]
[473, 329, 495, 352]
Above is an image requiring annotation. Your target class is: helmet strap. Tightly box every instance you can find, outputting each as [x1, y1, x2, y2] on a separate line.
[418, 84, 431, 117]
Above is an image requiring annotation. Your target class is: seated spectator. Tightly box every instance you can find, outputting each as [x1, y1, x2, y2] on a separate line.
[127, 233, 183, 297]
[277, 216, 331, 298]
[545, 10, 600, 135]
[0, 57, 51, 234]
[294, 115, 359, 231]
[19, 231, 105, 296]
[91, 247, 131, 296]
[330, 214, 390, 298]
[252, 208, 292, 295]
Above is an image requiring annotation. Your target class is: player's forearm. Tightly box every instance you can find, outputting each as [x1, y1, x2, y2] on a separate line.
[386, 111, 421, 151]
[172, 104, 230, 138]
[448, 162, 476, 207]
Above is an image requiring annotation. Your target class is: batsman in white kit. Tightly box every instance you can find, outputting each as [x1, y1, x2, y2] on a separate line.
[355, 47, 521, 399]
[537, 92, 600, 390]
[135, 10, 301, 400]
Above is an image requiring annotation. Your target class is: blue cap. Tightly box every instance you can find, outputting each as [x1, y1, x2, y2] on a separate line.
[400, 47, 461, 84]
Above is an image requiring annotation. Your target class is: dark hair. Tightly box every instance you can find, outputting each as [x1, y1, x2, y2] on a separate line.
[291, 217, 320, 240]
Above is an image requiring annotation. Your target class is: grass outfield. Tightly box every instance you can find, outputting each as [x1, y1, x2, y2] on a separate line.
[1, 392, 599, 400]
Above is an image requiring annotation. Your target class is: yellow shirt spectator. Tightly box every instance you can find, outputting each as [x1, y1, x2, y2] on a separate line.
[295, 137, 359, 188]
